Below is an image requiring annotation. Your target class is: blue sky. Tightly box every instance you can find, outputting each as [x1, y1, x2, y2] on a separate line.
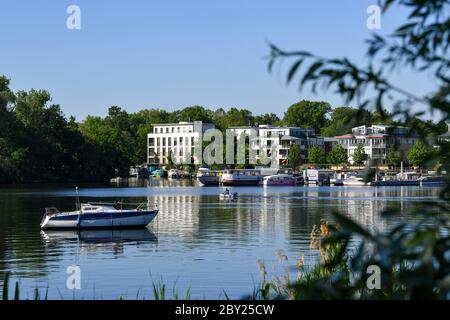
[0, 0, 434, 121]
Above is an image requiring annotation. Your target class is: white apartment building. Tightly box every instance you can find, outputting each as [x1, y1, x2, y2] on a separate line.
[148, 122, 325, 166]
[257, 125, 323, 165]
[336, 125, 418, 165]
[147, 121, 215, 165]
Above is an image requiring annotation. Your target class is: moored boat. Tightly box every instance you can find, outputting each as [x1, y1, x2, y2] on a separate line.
[197, 167, 221, 186]
[40, 202, 158, 230]
[303, 169, 334, 185]
[151, 168, 166, 178]
[262, 174, 297, 186]
[343, 176, 372, 186]
[420, 175, 446, 186]
[220, 168, 278, 186]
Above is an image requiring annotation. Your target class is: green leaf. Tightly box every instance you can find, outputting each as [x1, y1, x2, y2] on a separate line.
[287, 59, 303, 84]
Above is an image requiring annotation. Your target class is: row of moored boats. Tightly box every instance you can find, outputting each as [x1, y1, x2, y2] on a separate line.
[197, 167, 446, 187]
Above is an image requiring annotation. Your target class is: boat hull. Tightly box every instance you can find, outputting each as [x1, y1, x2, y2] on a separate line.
[343, 181, 372, 186]
[221, 180, 260, 186]
[263, 180, 296, 186]
[197, 175, 220, 186]
[373, 180, 419, 186]
[41, 210, 158, 230]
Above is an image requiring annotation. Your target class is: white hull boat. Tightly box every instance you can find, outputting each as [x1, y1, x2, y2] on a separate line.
[343, 177, 372, 186]
[41, 202, 158, 229]
[262, 174, 297, 186]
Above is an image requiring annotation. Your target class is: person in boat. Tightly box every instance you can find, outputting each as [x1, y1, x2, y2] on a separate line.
[224, 188, 230, 195]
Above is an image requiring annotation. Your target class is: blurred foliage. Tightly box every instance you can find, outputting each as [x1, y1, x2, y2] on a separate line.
[264, 0, 450, 299]
[252, 210, 449, 300]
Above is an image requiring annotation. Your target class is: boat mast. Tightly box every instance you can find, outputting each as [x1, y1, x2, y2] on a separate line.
[76, 186, 81, 228]
[75, 186, 81, 211]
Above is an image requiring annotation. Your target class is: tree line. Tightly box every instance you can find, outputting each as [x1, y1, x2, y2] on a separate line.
[0, 76, 447, 183]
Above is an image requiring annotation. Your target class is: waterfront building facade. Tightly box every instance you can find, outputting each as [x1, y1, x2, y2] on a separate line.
[323, 137, 338, 153]
[148, 122, 324, 166]
[257, 125, 323, 165]
[147, 121, 215, 164]
[335, 125, 419, 165]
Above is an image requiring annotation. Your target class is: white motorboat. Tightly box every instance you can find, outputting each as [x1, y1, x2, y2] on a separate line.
[40, 202, 158, 229]
[342, 176, 372, 186]
[330, 178, 344, 186]
[220, 168, 278, 186]
[262, 174, 297, 186]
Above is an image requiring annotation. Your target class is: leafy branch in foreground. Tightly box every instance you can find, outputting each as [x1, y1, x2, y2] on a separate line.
[264, 0, 450, 299]
[268, 0, 449, 195]
[268, 0, 449, 123]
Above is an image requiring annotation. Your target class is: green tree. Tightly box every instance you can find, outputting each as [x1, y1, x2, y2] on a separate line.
[308, 145, 326, 164]
[253, 113, 281, 126]
[352, 144, 368, 167]
[175, 105, 214, 123]
[327, 144, 348, 166]
[283, 100, 331, 134]
[407, 140, 429, 167]
[387, 146, 400, 168]
[321, 107, 372, 137]
[217, 108, 253, 129]
[0, 81, 117, 184]
[129, 108, 171, 162]
[287, 144, 302, 170]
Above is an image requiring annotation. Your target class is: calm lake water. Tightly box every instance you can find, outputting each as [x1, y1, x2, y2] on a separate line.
[0, 179, 441, 299]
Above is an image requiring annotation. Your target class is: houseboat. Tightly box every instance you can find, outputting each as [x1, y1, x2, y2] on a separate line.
[197, 167, 221, 186]
[220, 168, 278, 186]
[262, 174, 297, 186]
[303, 169, 334, 185]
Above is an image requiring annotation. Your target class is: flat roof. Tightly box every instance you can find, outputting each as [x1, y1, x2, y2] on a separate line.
[152, 122, 215, 126]
[228, 126, 259, 129]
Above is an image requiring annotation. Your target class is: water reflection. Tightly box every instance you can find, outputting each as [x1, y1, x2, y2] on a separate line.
[0, 183, 442, 299]
[41, 228, 158, 245]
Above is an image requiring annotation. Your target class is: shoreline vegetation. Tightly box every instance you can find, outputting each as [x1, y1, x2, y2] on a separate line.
[0, 76, 447, 185]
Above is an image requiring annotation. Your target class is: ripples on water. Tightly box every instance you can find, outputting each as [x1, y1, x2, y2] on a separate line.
[0, 179, 441, 299]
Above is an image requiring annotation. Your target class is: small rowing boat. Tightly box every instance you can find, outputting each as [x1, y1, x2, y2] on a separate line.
[219, 191, 238, 200]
